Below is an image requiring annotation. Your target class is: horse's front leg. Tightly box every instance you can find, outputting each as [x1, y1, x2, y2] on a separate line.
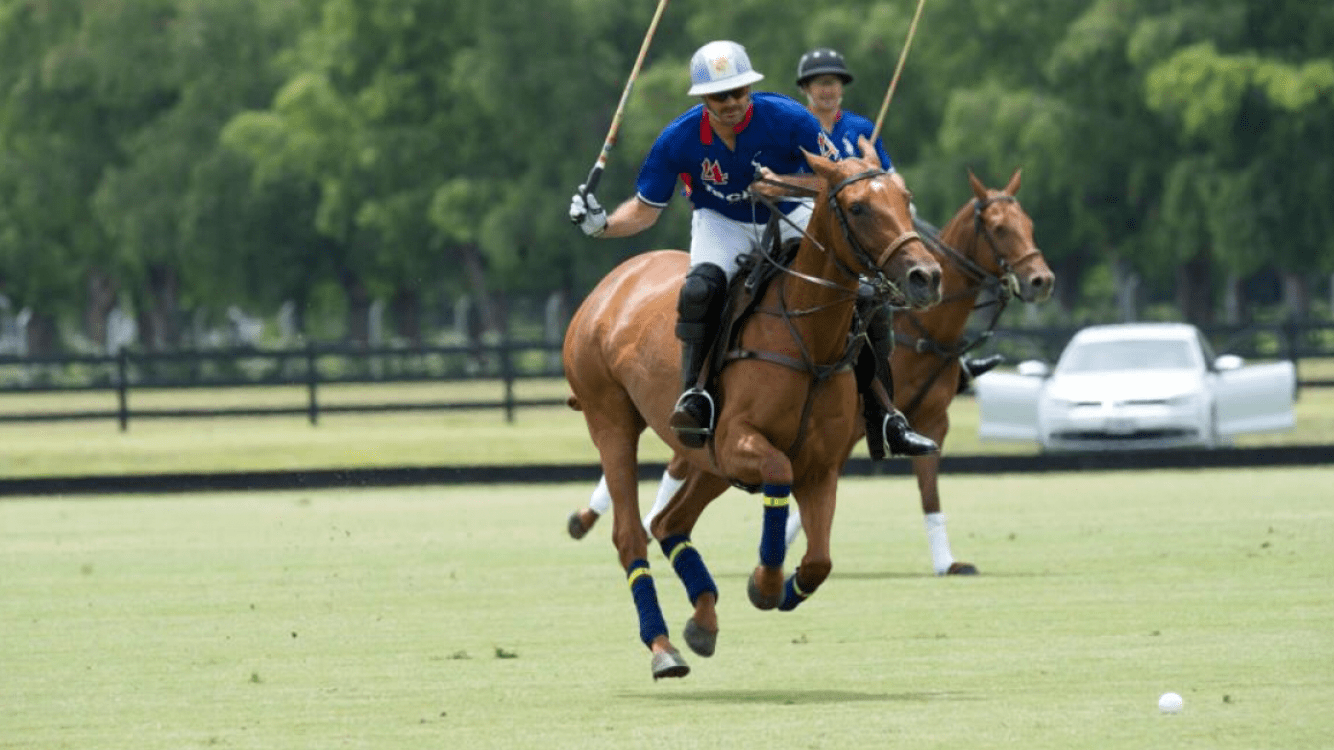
[913, 453, 977, 575]
[719, 436, 794, 611]
[779, 471, 838, 611]
[650, 468, 731, 657]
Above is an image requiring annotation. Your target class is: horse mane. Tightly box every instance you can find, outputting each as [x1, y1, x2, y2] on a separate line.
[937, 196, 981, 258]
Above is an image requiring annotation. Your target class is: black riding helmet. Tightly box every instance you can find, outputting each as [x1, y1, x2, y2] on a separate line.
[796, 48, 854, 87]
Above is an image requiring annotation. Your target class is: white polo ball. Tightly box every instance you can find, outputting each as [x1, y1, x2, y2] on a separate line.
[1158, 692, 1183, 713]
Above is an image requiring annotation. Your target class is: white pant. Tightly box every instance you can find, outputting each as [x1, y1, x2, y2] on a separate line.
[689, 203, 812, 280]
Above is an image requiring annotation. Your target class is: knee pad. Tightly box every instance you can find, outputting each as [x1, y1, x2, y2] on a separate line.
[676, 263, 728, 338]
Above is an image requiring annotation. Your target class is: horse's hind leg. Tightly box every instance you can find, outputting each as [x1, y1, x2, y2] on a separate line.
[650, 469, 730, 658]
[583, 405, 689, 680]
[566, 475, 610, 540]
[567, 460, 687, 542]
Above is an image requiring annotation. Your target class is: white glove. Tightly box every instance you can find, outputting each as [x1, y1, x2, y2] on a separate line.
[569, 185, 607, 237]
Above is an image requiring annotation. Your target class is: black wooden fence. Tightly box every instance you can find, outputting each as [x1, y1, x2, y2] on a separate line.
[1, 320, 1331, 430]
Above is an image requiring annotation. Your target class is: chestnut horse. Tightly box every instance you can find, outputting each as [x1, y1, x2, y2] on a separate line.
[889, 170, 1054, 573]
[781, 169, 1055, 571]
[563, 149, 941, 680]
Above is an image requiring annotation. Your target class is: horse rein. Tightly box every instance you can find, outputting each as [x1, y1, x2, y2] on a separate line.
[752, 168, 921, 305]
[725, 167, 920, 456]
[895, 194, 1040, 419]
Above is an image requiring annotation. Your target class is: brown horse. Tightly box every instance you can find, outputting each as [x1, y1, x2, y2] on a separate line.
[887, 170, 1054, 573]
[776, 171, 1055, 569]
[574, 173, 1056, 575]
[563, 148, 941, 679]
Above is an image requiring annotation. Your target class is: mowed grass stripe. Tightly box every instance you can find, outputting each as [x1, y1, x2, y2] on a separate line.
[2, 468, 1331, 749]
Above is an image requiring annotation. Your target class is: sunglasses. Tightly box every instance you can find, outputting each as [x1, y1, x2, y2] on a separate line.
[705, 87, 749, 103]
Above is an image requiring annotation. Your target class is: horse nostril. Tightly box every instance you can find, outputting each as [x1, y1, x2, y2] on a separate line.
[908, 266, 941, 296]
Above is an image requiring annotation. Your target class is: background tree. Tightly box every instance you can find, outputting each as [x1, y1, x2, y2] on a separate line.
[2, 0, 1332, 354]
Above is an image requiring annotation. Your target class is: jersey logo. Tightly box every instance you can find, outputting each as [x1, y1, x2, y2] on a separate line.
[700, 158, 728, 185]
[818, 132, 838, 160]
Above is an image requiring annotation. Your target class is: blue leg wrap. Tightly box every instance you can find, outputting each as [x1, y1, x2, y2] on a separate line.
[627, 560, 669, 647]
[661, 534, 718, 605]
[759, 484, 790, 568]
[778, 570, 811, 611]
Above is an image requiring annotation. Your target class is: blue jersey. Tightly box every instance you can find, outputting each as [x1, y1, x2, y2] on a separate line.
[823, 109, 894, 172]
[635, 92, 836, 223]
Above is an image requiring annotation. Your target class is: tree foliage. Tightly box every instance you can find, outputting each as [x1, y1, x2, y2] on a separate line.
[0, 0, 1331, 352]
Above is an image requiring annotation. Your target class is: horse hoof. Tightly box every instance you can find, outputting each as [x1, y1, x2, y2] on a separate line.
[566, 510, 590, 540]
[651, 648, 690, 680]
[747, 576, 782, 611]
[946, 562, 979, 575]
[683, 618, 717, 657]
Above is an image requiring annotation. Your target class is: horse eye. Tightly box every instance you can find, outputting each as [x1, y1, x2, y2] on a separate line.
[848, 203, 866, 216]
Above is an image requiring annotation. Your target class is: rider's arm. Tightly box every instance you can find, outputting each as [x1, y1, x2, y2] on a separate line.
[751, 167, 823, 198]
[599, 196, 663, 239]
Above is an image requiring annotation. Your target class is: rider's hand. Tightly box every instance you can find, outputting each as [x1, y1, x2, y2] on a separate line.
[569, 185, 607, 237]
[750, 166, 782, 199]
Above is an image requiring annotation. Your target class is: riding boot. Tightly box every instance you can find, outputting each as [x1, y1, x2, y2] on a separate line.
[858, 299, 938, 459]
[955, 354, 1005, 394]
[882, 409, 938, 456]
[669, 263, 728, 449]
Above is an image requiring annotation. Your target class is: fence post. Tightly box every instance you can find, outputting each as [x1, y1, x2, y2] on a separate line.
[116, 348, 129, 432]
[306, 342, 319, 425]
[501, 339, 515, 423]
[1282, 317, 1301, 399]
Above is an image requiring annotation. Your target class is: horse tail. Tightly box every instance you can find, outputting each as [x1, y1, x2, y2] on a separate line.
[567, 395, 583, 411]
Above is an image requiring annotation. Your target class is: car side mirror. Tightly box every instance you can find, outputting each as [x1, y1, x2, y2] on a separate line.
[1017, 360, 1050, 378]
[1214, 354, 1244, 371]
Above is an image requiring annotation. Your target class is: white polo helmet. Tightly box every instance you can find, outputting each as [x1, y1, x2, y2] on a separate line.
[687, 40, 765, 96]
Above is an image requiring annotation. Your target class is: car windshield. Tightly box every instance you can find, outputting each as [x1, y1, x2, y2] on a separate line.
[1059, 339, 1196, 373]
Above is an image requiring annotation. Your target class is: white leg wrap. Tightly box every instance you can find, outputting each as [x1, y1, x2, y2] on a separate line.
[588, 475, 612, 516]
[785, 504, 803, 548]
[925, 512, 954, 575]
[642, 468, 686, 535]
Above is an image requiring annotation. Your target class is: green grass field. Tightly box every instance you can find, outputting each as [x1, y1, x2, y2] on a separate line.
[2, 376, 1332, 477]
[3, 469, 1331, 749]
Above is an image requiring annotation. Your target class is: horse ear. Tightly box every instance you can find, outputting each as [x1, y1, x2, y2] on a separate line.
[856, 135, 881, 169]
[1005, 168, 1022, 196]
[968, 170, 988, 201]
[804, 148, 837, 180]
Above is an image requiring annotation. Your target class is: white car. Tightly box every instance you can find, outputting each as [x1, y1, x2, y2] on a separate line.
[975, 323, 1296, 451]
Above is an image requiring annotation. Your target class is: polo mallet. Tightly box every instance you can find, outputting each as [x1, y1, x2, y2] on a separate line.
[871, 0, 928, 144]
[582, 0, 671, 195]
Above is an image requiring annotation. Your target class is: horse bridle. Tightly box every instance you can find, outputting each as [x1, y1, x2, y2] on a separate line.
[971, 195, 1041, 299]
[753, 168, 922, 305]
[829, 168, 923, 279]
[895, 193, 1042, 419]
